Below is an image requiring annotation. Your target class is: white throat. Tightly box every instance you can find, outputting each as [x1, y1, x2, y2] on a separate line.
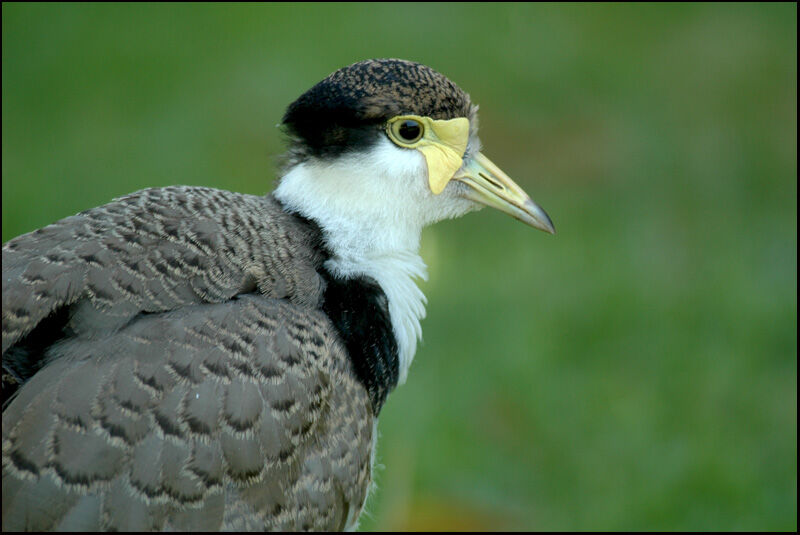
[274, 138, 438, 384]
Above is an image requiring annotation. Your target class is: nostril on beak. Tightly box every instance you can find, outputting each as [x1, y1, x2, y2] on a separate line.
[479, 172, 504, 190]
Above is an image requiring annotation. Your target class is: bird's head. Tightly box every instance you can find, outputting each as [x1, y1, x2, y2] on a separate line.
[275, 59, 554, 258]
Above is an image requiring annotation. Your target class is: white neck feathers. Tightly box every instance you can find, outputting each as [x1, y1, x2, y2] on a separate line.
[274, 139, 433, 383]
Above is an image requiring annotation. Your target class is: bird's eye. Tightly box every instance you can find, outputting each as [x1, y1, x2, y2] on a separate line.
[388, 118, 424, 146]
[397, 120, 423, 142]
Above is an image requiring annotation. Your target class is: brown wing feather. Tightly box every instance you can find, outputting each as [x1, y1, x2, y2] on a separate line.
[2, 294, 373, 530]
[2, 187, 324, 383]
[2, 188, 373, 530]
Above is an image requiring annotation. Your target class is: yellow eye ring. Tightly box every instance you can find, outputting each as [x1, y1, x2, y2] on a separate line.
[387, 116, 425, 147]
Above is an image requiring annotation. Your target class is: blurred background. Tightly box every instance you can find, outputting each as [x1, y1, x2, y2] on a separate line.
[2, 3, 796, 531]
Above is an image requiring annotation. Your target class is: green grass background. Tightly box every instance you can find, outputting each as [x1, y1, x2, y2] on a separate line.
[2, 3, 796, 531]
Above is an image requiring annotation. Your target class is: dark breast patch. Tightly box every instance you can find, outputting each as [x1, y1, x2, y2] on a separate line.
[321, 271, 399, 414]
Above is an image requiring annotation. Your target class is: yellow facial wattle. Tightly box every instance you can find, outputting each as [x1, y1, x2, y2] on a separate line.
[386, 115, 469, 194]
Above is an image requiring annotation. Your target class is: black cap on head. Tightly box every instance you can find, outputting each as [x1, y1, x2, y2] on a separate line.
[282, 59, 472, 161]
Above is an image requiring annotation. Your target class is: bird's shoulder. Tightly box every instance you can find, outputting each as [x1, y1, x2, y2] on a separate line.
[2, 186, 327, 395]
[1, 293, 374, 531]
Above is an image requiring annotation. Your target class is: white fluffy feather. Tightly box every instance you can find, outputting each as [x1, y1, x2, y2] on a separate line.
[274, 137, 476, 383]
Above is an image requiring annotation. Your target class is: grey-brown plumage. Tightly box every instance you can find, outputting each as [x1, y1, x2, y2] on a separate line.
[2, 187, 372, 530]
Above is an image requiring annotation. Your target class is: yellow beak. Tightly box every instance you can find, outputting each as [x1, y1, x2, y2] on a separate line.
[454, 152, 555, 234]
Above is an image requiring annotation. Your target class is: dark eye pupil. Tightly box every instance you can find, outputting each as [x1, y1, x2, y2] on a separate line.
[398, 120, 421, 141]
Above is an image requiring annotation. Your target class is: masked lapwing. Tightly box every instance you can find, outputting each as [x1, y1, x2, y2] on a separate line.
[1, 58, 554, 531]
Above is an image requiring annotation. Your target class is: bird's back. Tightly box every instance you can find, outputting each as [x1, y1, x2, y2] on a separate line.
[1, 186, 374, 530]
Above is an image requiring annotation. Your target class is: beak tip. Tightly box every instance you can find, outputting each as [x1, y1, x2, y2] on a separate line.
[523, 199, 556, 235]
[543, 216, 556, 235]
[539, 221, 556, 235]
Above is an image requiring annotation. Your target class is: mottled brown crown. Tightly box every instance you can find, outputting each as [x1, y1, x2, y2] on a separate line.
[282, 59, 472, 161]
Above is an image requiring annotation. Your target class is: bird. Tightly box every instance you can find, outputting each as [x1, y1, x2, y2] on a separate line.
[1, 58, 554, 531]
